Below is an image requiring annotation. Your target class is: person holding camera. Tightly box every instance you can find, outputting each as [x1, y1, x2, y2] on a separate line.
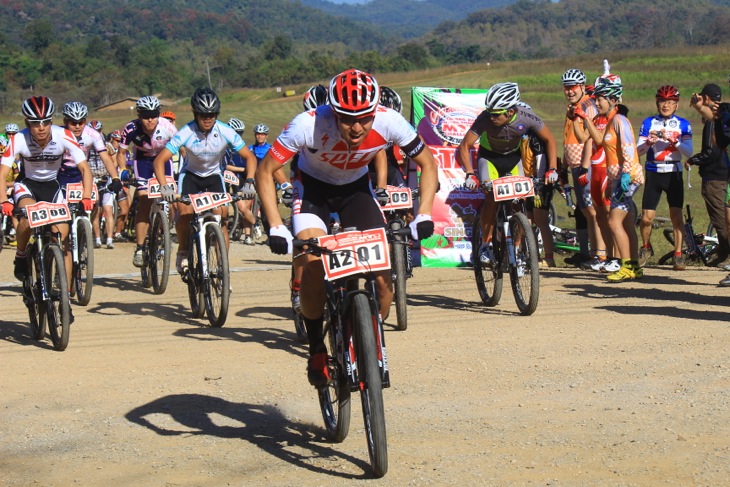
[636, 85, 693, 270]
[687, 84, 730, 270]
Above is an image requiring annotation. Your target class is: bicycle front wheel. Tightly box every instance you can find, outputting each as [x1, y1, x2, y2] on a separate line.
[390, 220, 408, 330]
[509, 212, 539, 316]
[149, 212, 171, 295]
[204, 224, 230, 327]
[74, 217, 94, 306]
[351, 293, 388, 478]
[319, 315, 351, 442]
[472, 216, 502, 306]
[45, 245, 71, 351]
[187, 234, 205, 319]
[26, 247, 45, 340]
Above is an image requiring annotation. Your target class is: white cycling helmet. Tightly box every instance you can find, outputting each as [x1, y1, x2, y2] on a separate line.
[254, 123, 269, 134]
[228, 117, 245, 133]
[5, 123, 19, 134]
[62, 102, 89, 121]
[485, 82, 520, 111]
[562, 68, 587, 86]
[136, 95, 160, 112]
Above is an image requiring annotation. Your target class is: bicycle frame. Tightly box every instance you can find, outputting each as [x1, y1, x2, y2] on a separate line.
[190, 210, 222, 282]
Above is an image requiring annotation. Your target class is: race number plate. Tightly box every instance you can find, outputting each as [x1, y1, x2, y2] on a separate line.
[382, 185, 413, 211]
[26, 201, 71, 228]
[65, 182, 99, 203]
[147, 177, 177, 198]
[492, 176, 534, 202]
[223, 171, 240, 186]
[317, 228, 391, 281]
[190, 192, 232, 213]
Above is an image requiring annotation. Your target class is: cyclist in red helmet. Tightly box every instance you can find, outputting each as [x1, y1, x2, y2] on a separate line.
[255, 69, 438, 387]
[636, 85, 693, 270]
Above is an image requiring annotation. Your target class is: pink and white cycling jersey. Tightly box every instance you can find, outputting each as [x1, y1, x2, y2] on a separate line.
[59, 125, 108, 184]
[120, 117, 178, 163]
[268, 105, 423, 185]
[1, 125, 86, 182]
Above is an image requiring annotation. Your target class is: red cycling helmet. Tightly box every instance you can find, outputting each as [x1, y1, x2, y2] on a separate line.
[109, 129, 122, 140]
[656, 85, 680, 101]
[328, 69, 380, 118]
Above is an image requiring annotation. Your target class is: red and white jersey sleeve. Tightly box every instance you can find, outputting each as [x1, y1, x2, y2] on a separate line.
[2, 125, 86, 182]
[269, 105, 420, 185]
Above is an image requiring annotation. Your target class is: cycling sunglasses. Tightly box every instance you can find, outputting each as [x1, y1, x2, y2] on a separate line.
[28, 118, 53, 127]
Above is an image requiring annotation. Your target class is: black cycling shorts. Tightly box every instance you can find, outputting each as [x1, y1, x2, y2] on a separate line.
[641, 171, 683, 211]
[15, 178, 63, 204]
[179, 172, 225, 196]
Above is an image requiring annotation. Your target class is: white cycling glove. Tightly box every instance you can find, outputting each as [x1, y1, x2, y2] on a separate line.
[409, 213, 434, 241]
[269, 225, 293, 255]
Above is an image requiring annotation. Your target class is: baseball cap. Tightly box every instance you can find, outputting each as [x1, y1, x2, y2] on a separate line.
[700, 83, 722, 102]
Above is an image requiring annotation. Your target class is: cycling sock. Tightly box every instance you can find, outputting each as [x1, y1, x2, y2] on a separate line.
[15, 249, 27, 258]
[291, 279, 300, 292]
[674, 251, 683, 257]
[305, 315, 325, 355]
[641, 243, 652, 249]
[136, 244, 144, 251]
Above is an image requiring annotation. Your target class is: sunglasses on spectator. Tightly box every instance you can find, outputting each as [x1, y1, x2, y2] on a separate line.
[28, 118, 53, 127]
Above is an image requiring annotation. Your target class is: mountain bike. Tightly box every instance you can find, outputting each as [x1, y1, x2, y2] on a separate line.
[381, 185, 417, 331]
[17, 201, 72, 351]
[471, 175, 540, 316]
[65, 182, 96, 306]
[658, 204, 718, 266]
[139, 178, 173, 294]
[179, 191, 234, 327]
[294, 226, 397, 478]
[535, 184, 580, 257]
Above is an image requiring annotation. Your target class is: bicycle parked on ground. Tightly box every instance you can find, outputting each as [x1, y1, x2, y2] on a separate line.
[179, 191, 234, 327]
[381, 185, 417, 331]
[658, 204, 718, 266]
[135, 178, 172, 295]
[471, 175, 540, 316]
[294, 226, 399, 478]
[17, 201, 73, 351]
[65, 182, 96, 306]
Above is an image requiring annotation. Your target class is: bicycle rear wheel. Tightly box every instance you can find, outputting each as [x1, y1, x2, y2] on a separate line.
[203, 224, 230, 327]
[351, 293, 388, 478]
[318, 315, 351, 442]
[74, 217, 94, 306]
[228, 203, 242, 241]
[26, 246, 45, 340]
[472, 217, 502, 306]
[149, 212, 171, 295]
[509, 212, 540, 316]
[390, 220, 408, 330]
[187, 234, 205, 319]
[45, 245, 71, 351]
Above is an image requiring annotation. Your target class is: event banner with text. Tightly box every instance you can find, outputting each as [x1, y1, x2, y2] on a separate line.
[410, 87, 487, 267]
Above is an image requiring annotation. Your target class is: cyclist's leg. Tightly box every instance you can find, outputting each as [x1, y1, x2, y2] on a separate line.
[573, 166, 600, 258]
[115, 189, 130, 237]
[476, 158, 500, 245]
[640, 171, 663, 248]
[664, 172, 685, 254]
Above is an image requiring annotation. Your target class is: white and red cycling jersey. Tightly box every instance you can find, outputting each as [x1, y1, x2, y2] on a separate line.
[59, 125, 109, 184]
[1, 125, 86, 182]
[268, 104, 424, 185]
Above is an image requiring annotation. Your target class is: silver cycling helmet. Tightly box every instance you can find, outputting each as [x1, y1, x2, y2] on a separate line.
[302, 84, 329, 111]
[254, 123, 269, 134]
[136, 95, 160, 112]
[485, 82, 520, 111]
[379, 86, 403, 113]
[227, 117, 245, 133]
[61, 102, 89, 121]
[5, 123, 19, 134]
[191, 87, 221, 114]
[562, 68, 587, 86]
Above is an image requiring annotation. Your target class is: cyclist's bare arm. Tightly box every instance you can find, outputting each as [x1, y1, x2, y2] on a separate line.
[373, 148, 388, 189]
[77, 161, 94, 200]
[0, 164, 10, 203]
[273, 167, 288, 186]
[409, 144, 438, 215]
[116, 149, 129, 179]
[255, 154, 286, 229]
[536, 125, 559, 170]
[152, 148, 174, 186]
[456, 130, 479, 175]
[99, 150, 120, 179]
[236, 145, 257, 179]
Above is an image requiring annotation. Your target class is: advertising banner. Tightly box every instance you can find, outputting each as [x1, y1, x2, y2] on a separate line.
[410, 87, 487, 267]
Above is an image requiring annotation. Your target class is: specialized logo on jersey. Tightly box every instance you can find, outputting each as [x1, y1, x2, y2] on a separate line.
[319, 140, 378, 170]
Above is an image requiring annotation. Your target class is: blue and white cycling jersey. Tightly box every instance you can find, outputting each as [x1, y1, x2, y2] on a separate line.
[248, 142, 271, 163]
[166, 120, 245, 178]
[637, 114, 693, 172]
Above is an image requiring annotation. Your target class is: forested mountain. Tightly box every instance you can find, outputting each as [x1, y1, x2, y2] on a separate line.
[0, 0, 728, 114]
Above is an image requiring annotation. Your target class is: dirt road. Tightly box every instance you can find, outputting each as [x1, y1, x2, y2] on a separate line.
[1, 241, 729, 486]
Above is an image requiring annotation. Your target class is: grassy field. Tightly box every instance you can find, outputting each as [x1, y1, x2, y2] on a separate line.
[16, 44, 726, 264]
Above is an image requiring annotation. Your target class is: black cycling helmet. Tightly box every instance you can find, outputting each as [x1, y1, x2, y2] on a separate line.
[303, 84, 329, 111]
[379, 86, 402, 113]
[191, 87, 221, 114]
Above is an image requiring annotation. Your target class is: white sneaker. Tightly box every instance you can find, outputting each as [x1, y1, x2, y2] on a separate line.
[243, 236, 254, 245]
[94, 239, 102, 249]
[479, 244, 494, 265]
[176, 251, 188, 275]
[106, 239, 114, 249]
[601, 259, 621, 273]
[132, 249, 144, 268]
